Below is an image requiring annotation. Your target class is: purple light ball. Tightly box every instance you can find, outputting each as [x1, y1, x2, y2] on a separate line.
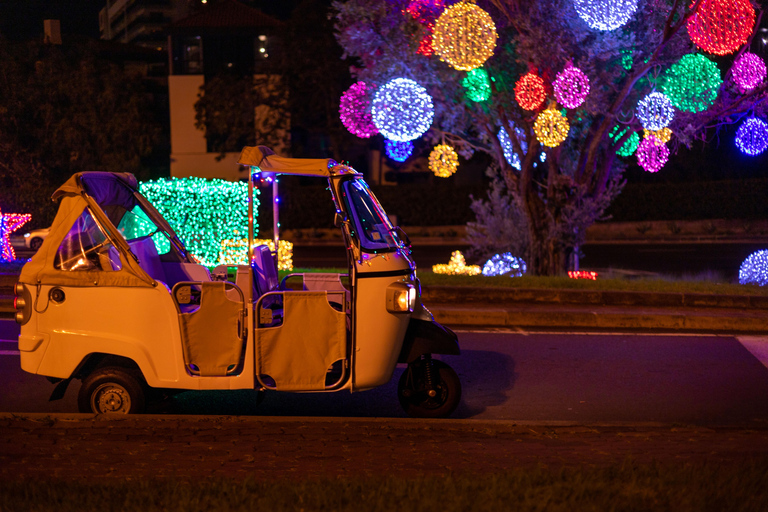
[735, 117, 768, 156]
[553, 64, 590, 109]
[339, 81, 379, 138]
[636, 134, 669, 173]
[732, 52, 767, 92]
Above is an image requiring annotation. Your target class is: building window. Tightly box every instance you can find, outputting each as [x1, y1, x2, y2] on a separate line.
[182, 36, 203, 74]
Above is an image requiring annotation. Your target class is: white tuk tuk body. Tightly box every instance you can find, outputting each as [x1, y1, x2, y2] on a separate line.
[15, 147, 460, 416]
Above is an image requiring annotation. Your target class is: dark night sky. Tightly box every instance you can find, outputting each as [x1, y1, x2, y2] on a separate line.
[0, 0, 104, 40]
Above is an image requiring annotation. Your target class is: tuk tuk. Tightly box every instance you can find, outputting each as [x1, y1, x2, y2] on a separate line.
[14, 146, 461, 418]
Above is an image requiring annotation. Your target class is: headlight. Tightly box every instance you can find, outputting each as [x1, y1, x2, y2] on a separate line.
[386, 282, 415, 313]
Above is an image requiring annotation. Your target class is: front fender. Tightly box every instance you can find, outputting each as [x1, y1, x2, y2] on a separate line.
[397, 318, 460, 364]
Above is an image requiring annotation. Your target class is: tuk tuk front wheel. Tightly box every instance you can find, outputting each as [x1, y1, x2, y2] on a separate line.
[398, 357, 461, 418]
[78, 367, 147, 414]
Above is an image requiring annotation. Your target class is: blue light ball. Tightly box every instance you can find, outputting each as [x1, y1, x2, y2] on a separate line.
[740, 250, 768, 286]
[573, 0, 638, 31]
[482, 252, 527, 277]
[372, 78, 434, 142]
[735, 117, 768, 156]
[384, 139, 414, 162]
[637, 92, 675, 131]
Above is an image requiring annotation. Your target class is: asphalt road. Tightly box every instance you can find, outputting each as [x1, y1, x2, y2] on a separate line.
[3, 319, 768, 425]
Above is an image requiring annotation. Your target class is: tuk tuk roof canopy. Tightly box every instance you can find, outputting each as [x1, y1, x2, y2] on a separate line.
[238, 146, 358, 177]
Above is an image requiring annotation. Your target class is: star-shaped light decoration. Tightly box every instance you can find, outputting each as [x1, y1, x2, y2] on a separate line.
[0, 209, 32, 261]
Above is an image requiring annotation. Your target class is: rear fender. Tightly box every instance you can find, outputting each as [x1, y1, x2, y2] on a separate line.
[397, 318, 460, 364]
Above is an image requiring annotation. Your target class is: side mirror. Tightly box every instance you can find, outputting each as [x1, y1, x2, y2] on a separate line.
[334, 211, 347, 228]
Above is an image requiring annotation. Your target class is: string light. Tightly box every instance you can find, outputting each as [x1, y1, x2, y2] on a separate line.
[219, 238, 293, 271]
[432, 250, 481, 275]
[462, 68, 491, 102]
[735, 117, 768, 156]
[732, 52, 767, 93]
[553, 63, 590, 109]
[433, 1, 497, 71]
[372, 77, 434, 142]
[636, 92, 674, 131]
[428, 144, 459, 178]
[573, 0, 639, 31]
[636, 134, 669, 173]
[482, 253, 526, 277]
[686, 0, 755, 56]
[661, 53, 722, 113]
[140, 177, 252, 267]
[514, 72, 547, 111]
[417, 22, 435, 56]
[498, 124, 526, 170]
[534, 108, 570, 147]
[385, 139, 414, 162]
[339, 81, 378, 138]
[0, 210, 31, 262]
[404, 0, 445, 23]
[739, 250, 768, 286]
[643, 127, 672, 145]
[610, 126, 640, 156]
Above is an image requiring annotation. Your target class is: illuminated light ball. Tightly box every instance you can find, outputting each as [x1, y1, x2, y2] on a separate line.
[735, 118, 768, 156]
[636, 92, 674, 131]
[740, 250, 768, 286]
[339, 82, 378, 138]
[573, 0, 639, 31]
[553, 63, 590, 109]
[385, 139, 414, 162]
[534, 108, 570, 148]
[433, 1, 497, 71]
[372, 78, 434, 142]
[482, 253, 527, 277]
[661, 53, 722, 113]
[463, 68, 491, 102]
[643, 127, 672, 145]
[514, 72, 547, 111]
[417, 23, 435, 56]
[429, 144, 460, 178]
[686, 0, 755, 56]
[636, 134, 669, 173]
[610, 126, 640, 157]
[732, 52, 767, 92]
[498, 125, 526, 170]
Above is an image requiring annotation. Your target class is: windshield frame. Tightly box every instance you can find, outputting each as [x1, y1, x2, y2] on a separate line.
[340, 177, 405, 253]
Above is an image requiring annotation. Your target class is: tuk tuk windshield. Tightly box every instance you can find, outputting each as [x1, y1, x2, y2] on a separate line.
[342, 178, 402, 252]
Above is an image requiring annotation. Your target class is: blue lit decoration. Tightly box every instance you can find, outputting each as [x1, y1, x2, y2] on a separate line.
[385, 139, 414, 162]
[498, 124, 526, 170]
[482, 253, 527, 277]
[636, 92, 674, 131]
[573, 0, 638, 31]
[372, 78, 434, 142]
[735, 117, 768, 156]
[462, 68, 492, 102]
[739, 250, 768, 286]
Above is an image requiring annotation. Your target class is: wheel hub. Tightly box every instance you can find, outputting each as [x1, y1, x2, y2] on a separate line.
[93, 384, 131, 413]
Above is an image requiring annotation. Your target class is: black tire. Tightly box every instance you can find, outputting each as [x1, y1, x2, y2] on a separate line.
[78, 367, 147, 414]
[398, 358, 461, 418]
[29, 237, 43, 251]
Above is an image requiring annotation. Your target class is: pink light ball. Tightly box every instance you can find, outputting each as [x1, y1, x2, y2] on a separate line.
[339, 81, 379, 138]
[553, 63, 590, 109]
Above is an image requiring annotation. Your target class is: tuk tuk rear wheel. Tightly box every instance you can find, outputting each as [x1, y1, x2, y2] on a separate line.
[398, 358, 461, 418]
[78, 367, 146, 414]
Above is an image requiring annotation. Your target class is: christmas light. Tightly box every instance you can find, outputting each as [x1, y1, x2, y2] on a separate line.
[416, 22, 435, 56]
[573, 0, 639, 31]
[534, 108, 570, 147]
[568, 270, 598, 280]
[636, 134, 669, 173]
[339, 81, 378, 138]
[432, 250, 481, 275]
[514, 72, 547, 111]
[372, 77, 434, 142]
[482, 253, 526, 277]
[433, 0, 497, 71]
[735, 118, 768, 156]
[385, 139, 414, 162]
[739, 250, 768, 286]
[732, 52, 767, 92]
[636, 92, 674, 131]
[498, 124, 526, 170]
[686, 0, 755, 56]
[643, 127, 672, 145]
[553, 63, 590, 109]
[0, 210, 31, 262]
[405, 0, 445, 23]
[462, 68, 491, 102]
[661, 53, 722, 113]
[610, 126, 640, 156]
[219, 238, 293, 271]
[139, 177, 252, 267]
[428, 144, 459, 178]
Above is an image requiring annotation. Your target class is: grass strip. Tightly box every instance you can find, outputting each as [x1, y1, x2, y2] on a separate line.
[2, 460, 767, 512]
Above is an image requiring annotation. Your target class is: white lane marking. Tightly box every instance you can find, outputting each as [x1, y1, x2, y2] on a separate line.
[737, 336, 768, 371]
[0, 351, 20, 355]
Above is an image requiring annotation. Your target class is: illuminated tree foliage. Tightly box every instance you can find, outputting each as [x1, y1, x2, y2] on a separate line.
[334, 0, 767, 275]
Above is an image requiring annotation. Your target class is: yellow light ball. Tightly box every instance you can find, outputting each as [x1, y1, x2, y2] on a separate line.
[433, 1, 498, 72]
[429, 144, 460, 178]
[643, 127, 672, 145]
[533, 108, 570, 147]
